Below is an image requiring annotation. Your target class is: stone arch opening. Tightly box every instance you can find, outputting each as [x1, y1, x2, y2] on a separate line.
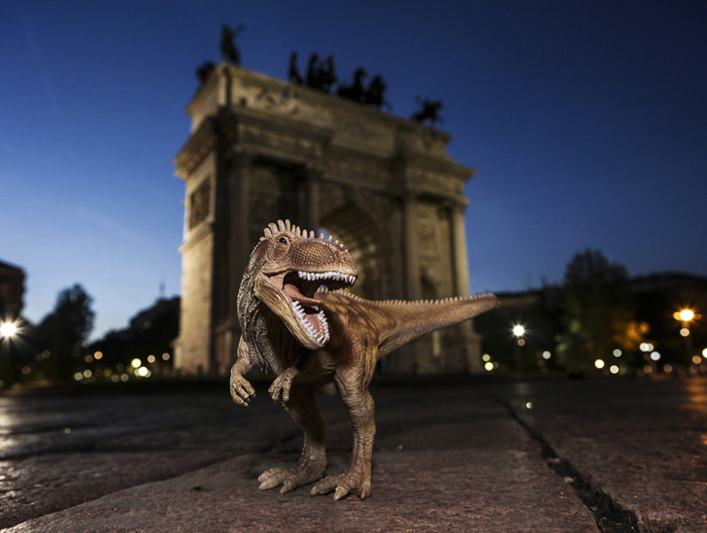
[319, 205, 384, 301]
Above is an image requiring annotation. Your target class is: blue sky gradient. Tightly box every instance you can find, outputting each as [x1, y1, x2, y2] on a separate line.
[2, 1, 706, 339]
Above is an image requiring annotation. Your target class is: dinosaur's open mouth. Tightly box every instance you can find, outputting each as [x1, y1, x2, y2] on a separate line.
[278, 270, 356, 346]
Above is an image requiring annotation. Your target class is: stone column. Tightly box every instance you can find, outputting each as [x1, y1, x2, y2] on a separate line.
[396, 192, 421, 374]
[231, 149, 252, 281]
[304, 163, 321, 232]
[402, 193, 421, 300]
[223, 148, 251, 370]
[449, 202, 470, 296]
[449, 201, 482, 373]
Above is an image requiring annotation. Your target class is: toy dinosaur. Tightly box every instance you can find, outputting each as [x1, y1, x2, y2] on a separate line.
[230, 219, 498, 500]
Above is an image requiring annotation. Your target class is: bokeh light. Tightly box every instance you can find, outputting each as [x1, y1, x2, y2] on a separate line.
[679, 309, 694, 322]
[0, 322, 17, 337]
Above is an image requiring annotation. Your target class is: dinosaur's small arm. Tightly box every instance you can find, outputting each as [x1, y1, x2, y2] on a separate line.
[230, 220, 498, 500]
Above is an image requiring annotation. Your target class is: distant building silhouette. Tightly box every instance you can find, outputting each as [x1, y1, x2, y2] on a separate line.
[87, 296, 180, 370]
[0, 260, 25, 321]
[632, 271, 707, 365]
[475, 271, 707, 372]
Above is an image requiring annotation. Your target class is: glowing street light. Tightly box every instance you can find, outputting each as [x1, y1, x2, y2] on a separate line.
[0, 322, 17, 338]
[678, 309, 694, 322]
[674, 307, 699, 365]
[513, 323, 526, 373]
[674, 308, 697, 334]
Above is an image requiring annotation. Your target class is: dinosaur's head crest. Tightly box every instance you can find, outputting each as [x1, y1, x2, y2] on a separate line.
[250, 219, 357, 349]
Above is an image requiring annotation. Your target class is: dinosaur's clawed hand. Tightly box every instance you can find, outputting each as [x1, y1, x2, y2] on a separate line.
[310, 468, 372, 500]
[230, 373, 255, 406]
[269, 366, 300, 402]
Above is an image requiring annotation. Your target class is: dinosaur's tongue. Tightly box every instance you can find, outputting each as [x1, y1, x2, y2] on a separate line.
[283, 283, 320, 309]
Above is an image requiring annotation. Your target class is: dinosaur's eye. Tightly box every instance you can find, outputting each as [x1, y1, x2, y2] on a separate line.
[278, 237, 288, 244]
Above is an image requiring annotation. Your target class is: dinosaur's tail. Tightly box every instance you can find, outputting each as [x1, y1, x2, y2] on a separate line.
[376, 293, 498, 358]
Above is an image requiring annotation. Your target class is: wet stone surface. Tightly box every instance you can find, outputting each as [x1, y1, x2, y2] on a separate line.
[1, 378, 705, 531]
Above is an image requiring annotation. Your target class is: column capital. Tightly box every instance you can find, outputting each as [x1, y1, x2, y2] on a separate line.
[231, 146, 255, 161]
[304, 158, 324, 178]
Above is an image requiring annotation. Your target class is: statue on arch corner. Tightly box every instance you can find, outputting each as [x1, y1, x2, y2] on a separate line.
[220, 23, 245, 65]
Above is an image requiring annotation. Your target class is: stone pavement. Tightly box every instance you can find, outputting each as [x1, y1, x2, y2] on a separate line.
[1, 377, 705, 532]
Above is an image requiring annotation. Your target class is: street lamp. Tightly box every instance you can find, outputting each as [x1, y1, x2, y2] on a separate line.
[674, 308, 699, 368]
[0, 320, 20, 386]
[674, 308, 696, 336]
[0, 321, 18, 338]
[513, 324, 525, 373]
[679, 309, 694, 322]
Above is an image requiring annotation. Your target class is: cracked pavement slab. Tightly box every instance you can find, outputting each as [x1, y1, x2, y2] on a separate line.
[1, 378, 705, 531]
[501, 378, 707, 532]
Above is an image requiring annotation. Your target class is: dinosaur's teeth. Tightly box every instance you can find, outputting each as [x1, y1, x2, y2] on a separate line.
[296, 271, 355, 288]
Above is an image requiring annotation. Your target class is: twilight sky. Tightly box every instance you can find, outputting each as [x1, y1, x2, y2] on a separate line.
[2, 0, 706, 340]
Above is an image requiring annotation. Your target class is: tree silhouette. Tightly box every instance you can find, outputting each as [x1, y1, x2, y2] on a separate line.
[37, 284, 95, 382]
[86, 297, 179, 372]
[557, 250, 648, 373]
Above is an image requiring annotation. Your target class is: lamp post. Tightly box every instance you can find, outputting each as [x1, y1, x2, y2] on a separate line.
[513, 324, 525, 374]
[0, 320, 19, 386]
[674, 308, 697, 369]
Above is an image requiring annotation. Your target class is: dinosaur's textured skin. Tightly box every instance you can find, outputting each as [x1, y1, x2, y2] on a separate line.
[230, 219, 498, 500]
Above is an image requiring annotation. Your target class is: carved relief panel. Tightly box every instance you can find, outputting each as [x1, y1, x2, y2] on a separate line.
[188, 177, 212, 230]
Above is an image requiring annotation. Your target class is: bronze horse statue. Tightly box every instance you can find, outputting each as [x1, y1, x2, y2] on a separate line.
[411, 97, 444, 127]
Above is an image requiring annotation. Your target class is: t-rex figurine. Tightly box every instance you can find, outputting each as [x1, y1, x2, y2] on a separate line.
[230, 219, 498, 500]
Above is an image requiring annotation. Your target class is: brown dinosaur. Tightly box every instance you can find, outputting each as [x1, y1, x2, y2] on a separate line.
[230, 219, 498, 500]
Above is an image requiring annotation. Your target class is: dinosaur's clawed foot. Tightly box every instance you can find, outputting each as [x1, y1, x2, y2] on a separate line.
[258, 462, 325, 494]
[310, 470, 372, 500]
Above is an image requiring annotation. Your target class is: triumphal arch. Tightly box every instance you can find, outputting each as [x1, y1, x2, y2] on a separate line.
[174, 64, 482, 376]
